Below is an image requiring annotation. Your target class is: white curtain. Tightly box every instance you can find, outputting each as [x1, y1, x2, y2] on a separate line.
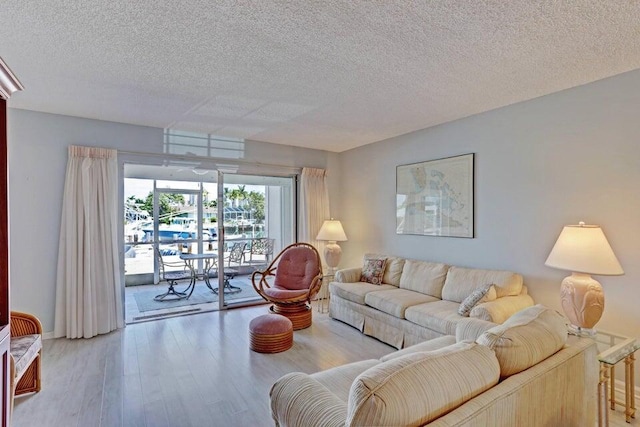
[300, 167, 330, 257]
[54, 145, 123, 339]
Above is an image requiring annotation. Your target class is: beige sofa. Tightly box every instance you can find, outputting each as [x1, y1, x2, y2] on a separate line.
[270, 306, 598, 427]
[329, 255, 535, 348]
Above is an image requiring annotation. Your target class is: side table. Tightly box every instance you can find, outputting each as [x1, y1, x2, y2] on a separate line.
[598, 337, 639, 426]
[317, 274, 334, 314]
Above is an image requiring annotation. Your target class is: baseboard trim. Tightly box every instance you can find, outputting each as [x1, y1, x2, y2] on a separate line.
[42, 331, 55, 340]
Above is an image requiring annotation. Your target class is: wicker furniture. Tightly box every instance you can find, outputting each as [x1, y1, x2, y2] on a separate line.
[252, 243, 322, 330]
[9, 311, 42, 412]
[249, 314, 293, 353]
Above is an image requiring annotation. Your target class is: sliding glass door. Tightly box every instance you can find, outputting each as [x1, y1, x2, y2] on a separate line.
[215, 172, 295, 309]
[124, 163, 296, 319]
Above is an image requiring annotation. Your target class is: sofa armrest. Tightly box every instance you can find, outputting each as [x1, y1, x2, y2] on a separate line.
[270, 372, 347, 427]
[335, 267, 362, 283]
[470, 295, 535, 324]
[455, 318, 497, 342]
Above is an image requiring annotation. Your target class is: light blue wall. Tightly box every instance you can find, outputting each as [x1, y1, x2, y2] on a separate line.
[338, 69, 640, 345]
[7, 110, 338, 332]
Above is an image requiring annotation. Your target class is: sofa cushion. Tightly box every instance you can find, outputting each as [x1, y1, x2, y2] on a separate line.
[329, 281, 396, 305]
[365, 253, 405, 286]
[404, 300, 462, 336]
[442, 266, 522, 302]
[364, 289, 439, 319]
[457, 284, 494, 316]
[399, 259, 449, 298]
[347, 342, 500, 426]
[360, 257, 387, 285]
[311, 359, 380, 403]
[380, 335, 456, 362]
[476, 304, 568, 378]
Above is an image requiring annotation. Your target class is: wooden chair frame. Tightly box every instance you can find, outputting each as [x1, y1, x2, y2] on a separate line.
[9, 311, 42, 414]
[251, 242, 322, 329]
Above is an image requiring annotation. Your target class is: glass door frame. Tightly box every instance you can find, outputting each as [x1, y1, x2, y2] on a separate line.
[152, 183, 204, 283]
[215, 170, 298, 310]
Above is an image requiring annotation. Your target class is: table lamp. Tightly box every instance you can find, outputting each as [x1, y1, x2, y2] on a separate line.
[545, 221, 624, 336]
[316, 219, 348, 274]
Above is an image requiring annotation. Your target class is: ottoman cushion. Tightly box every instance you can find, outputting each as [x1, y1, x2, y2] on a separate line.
[250, 314, 293, 353]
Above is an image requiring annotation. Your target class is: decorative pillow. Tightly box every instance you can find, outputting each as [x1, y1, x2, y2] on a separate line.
[476, 304, 568, 378]
[360, 258, 387, 285]
[458, 284, 494, 317]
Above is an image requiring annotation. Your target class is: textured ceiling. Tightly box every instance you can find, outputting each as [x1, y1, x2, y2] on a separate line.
[2, 1, 640, 152]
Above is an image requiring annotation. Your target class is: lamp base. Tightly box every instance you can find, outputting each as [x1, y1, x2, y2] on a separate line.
[323, 241, 342, 272]
[560, 272, 604, 331]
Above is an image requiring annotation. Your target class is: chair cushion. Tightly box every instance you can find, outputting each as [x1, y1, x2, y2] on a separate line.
[164, 271, 192, 281]
[263, 286, 309, 300]
[347, 342, 500, 426]
[274, 246, 320, 290]
[249, 314, 293, 335]
[399, 260, 449, 298]
[10, 334, 42, 377]
[364, 289, 439, 319]
[329, 282, 396, 305]
[476, 304, 568, 378]
[404, 300, 462, 336]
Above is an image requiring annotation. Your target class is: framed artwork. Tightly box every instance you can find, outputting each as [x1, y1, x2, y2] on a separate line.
[396, 153, 474, 238]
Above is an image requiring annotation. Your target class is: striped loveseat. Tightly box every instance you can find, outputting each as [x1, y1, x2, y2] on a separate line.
[270, 305, 598, 426]
[329, 254, 535, 349]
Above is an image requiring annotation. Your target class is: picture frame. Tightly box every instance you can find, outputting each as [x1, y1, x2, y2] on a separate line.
[396, 153, 474, 238]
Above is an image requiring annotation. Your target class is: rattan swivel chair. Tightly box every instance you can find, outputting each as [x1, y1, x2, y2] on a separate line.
[251, 242, 322, 330]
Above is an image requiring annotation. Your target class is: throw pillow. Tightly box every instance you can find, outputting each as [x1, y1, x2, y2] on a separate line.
[458, 284, 494, 317]
[360, 257, 387, 285]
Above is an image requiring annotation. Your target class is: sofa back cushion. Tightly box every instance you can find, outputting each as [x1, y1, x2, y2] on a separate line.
[476, 304, 568, 378]
[365, 253, 405, 287]
[347, 342, 500, 426]
[442, 266, 523, 302]
[398, 260, 449, 298]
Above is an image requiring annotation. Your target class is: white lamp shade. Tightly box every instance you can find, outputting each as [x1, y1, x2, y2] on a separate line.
[316, 220, 347, 242]
[545, 223, 623, 276]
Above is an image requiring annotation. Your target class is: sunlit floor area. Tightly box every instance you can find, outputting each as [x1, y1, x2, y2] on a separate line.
[11, 303, 636, 427]
[12, 304, 393, 427]
[124, 275, 264, 324]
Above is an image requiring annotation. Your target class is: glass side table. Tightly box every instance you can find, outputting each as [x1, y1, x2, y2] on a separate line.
[597, 337, 639, 426]
[317, 274, 334, 314]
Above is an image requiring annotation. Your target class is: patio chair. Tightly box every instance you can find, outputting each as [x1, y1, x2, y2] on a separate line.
[251, 242, 322, 330]
[224, 241, 247, 267]
[245, 238, 275, 266]
[154, 247, 193, 301]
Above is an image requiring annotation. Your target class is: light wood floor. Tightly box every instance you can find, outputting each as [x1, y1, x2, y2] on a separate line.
[13, 304, 636, 426]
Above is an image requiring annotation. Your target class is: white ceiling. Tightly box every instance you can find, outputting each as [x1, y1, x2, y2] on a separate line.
[2, 1, 640, 153]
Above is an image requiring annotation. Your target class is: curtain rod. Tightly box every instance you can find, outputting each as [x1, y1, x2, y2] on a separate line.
[117, 149, 303, 173]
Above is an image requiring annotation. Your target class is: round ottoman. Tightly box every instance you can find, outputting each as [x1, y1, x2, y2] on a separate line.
[249, 314, 293, 353]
